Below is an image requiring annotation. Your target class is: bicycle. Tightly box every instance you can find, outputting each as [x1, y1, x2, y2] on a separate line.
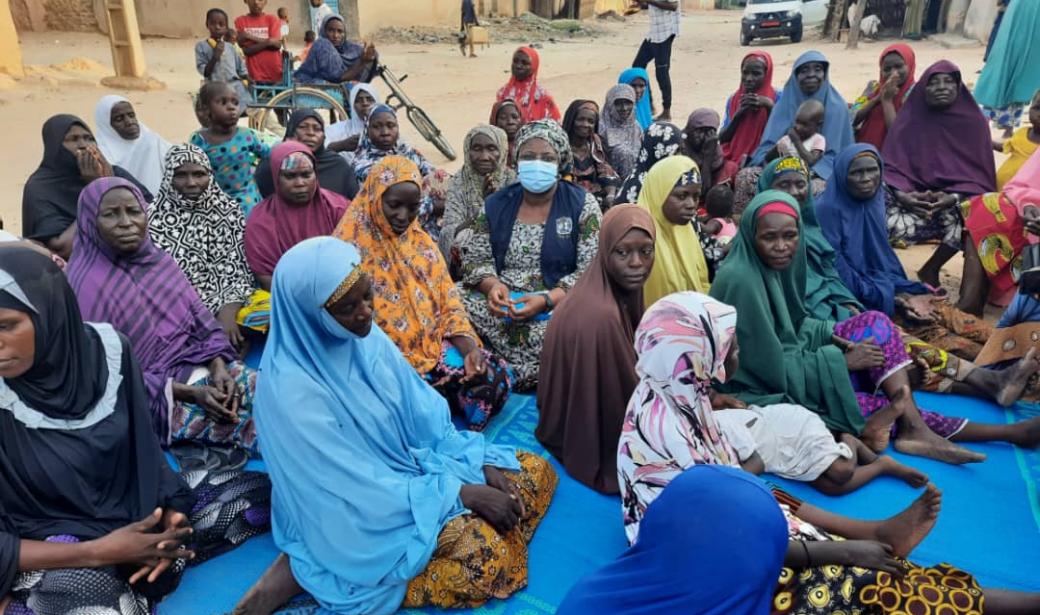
[374, 63, 457, 161]
[248, 56, 457, 161]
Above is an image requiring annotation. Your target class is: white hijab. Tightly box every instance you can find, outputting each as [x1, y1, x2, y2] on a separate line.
[324, 83, 382, 146]
[93, 95, 171, 195]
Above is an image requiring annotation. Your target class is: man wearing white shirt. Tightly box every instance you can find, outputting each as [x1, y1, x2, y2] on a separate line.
[310, 0, 335, 35]
[632, 0, 680, 121]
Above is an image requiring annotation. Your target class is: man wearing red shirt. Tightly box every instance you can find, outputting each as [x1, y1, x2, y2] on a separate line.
[235, 0, 284, 84]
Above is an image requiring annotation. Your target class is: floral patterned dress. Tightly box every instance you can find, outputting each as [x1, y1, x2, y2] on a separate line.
[189, 127, 269, 216]
[459, 191, 601, 389]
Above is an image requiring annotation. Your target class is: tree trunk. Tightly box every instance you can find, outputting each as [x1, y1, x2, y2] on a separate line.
[846, 0, 863, 49]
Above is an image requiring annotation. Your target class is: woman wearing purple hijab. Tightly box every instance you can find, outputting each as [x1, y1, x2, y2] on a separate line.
[65, 176, 259, 455]
[880, 60, 996, 312]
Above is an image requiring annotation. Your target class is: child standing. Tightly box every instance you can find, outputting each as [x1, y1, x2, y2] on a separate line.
[189, 82, 270, 215]
[195, 8, 253, 116]
[769, 98, 825, 170]
[235, 0, 284, 86]
[294, 30, 316, 64]
[277, 7, 290, 47]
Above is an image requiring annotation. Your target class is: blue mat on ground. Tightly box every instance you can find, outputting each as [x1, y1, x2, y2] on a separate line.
[160, 390, 1040, 614]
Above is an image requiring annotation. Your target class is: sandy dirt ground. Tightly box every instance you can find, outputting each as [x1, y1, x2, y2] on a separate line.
[1, 10, 999, 302]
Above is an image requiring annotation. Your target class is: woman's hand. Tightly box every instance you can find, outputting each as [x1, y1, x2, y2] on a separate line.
[460, 484, 522, 535]
[509, 293, 548, 322]
[844, 341, 885, 371]
[483, 466, 525, 517]
[88, 509, 194, 581]
[486, 281, 512, 318]
[462, 348, 487, 382]
[880, 76, 900, 102]
[217, 305, 245, 351]
[837, 541, 904, 577]
[932, 191, 960, 210]
[1022, 205, 1040, 237]
[894, 190, 933, 219]
[192, 385, 238, 424]
[128, 510, 193, 584]
[77, 147, 113, 182]
[897, 293, 939, 322]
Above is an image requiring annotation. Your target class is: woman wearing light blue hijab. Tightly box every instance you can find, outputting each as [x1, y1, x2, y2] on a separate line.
[750, 50, 854, 181]
[620, 67, 655, 130]
[238, 236, 557, 614]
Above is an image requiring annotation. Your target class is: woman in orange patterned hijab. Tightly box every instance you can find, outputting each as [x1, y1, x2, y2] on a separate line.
[334, 156, 512, 430]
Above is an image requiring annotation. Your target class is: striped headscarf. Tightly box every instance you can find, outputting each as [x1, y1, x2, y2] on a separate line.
[66, 176, 234, 444]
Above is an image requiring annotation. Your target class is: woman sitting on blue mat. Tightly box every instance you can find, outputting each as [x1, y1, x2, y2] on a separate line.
[334, 156, 512, 431]
[0, 247, 195, 614]
[236, 237, 558, 615]
[712, 192, 1040, 465]
[459, 119, 602, 390]
[615, 290, 1040, 615]
[66, 177, 261, 456]
[537, 204, 657, 495]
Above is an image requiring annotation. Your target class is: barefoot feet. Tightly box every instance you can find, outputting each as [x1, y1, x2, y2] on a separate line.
[876, 483, 942, 558]
[233, 553, 302, 615]
[877, 455, 929, 488]
[1008, 416, 1040, 448]
[917, 267, 941, 290]
[862, 401, 903, 454]
[891, 388, 987, 464]
[997, 348, 1040, 407]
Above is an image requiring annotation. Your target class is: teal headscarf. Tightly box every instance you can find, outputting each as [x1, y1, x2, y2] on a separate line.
[757, 157, 862, 322]
[255, 236, 519, 613]
[710, 191, 865, 435]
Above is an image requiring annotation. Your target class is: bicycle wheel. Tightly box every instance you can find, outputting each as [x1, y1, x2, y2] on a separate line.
[407, 106, 456, 161]
[250, 87, 348, 136]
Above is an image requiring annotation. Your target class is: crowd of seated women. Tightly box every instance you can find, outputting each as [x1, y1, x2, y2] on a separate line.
[7, 33, 1040, 614]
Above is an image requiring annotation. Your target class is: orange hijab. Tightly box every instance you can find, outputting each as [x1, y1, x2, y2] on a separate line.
[333, 156, 479, 373]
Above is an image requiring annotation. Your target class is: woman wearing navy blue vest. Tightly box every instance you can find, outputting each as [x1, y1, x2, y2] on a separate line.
[459, 120, 602, 390]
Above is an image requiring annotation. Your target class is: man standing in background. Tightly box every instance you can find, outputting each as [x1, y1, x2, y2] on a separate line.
[632, 0, 679, 121]
[309, 0, 335, 35]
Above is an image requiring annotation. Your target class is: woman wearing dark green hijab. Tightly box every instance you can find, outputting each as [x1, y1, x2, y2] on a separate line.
[757, 156, 862, 322]
[766, 152, 1040, 410]
[710, 190, 989, 465]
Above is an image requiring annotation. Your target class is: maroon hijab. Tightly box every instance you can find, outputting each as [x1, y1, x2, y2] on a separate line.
[881, 60, 996, 196]
[536, 204, 656, 494]
[244, 141, 350, 277]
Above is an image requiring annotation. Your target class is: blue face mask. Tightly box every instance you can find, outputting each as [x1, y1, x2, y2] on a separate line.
[517, 160, 558, 194]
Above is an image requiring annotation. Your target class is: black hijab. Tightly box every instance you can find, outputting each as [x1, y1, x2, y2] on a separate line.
[0, 248, 193, 595]
[254, 108, 360, 200]
[0, 247, 106, 420]
[21, 114, 153, 242]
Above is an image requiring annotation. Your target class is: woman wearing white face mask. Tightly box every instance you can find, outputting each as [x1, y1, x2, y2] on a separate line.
[459, 120, 603, 390]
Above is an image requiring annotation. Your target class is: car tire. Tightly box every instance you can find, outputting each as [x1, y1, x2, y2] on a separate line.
[740, 30, 752, 46]
[790, 26, 802, 43]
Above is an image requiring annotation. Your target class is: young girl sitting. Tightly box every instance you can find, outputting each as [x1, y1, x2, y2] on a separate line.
[189, 82, 270, 215]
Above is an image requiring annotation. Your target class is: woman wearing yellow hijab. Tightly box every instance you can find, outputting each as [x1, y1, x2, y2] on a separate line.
[334, 155, 512, 430]
[638, 155, 711, 307]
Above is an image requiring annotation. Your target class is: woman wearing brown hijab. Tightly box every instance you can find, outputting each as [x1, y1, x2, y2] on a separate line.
[536, 204, 656, 494]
